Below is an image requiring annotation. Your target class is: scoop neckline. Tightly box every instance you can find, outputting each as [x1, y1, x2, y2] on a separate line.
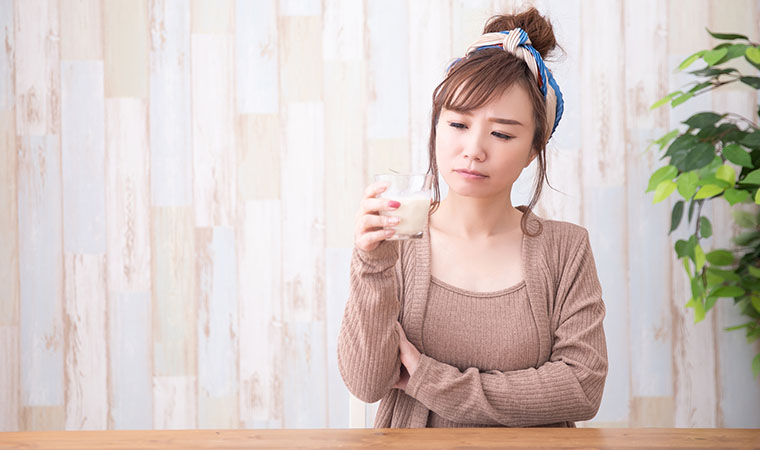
[430, 275, 526, 297]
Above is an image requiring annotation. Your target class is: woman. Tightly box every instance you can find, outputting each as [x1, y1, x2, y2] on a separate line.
[337, 8, 608, 428]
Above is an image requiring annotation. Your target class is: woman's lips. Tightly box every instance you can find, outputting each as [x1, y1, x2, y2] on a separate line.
[455, 169, 488, 179]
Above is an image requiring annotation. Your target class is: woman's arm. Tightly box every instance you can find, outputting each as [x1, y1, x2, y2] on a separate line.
[403, 230, 607, 426]
[337, 240, 403, 403]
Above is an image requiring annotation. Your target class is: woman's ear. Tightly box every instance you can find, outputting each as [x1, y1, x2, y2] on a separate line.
[525, 149, 538, 167]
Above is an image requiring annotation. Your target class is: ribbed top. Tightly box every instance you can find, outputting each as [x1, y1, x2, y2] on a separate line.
[336, 205, 608, 428]
[424, 278, 540, 428]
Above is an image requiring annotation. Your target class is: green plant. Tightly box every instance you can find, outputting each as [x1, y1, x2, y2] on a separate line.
[649, 28, 760, 379]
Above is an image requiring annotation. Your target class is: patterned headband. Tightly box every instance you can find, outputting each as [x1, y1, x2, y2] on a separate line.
[450, 27, 564, 141]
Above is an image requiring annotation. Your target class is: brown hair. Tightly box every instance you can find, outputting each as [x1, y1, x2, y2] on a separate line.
[426, 7, 559, 237]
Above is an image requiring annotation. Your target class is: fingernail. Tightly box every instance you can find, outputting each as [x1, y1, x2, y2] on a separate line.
[388, 200, 400, 208]
[388, 216, 400, 225]
[385, 229, 395, 238]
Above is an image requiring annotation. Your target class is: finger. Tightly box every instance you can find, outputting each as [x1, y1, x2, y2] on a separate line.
[364, 181, 390, 199]
[396, 322, 407, 341]
[360, 213, 400, 231]
[357, 229, 394, 249]
[360, 197, 401, 216]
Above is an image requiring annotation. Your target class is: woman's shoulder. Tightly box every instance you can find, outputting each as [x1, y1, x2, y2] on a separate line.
[528, 212, 591, 258]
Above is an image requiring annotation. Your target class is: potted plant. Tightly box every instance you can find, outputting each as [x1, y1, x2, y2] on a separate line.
[648, 28, 760, 378]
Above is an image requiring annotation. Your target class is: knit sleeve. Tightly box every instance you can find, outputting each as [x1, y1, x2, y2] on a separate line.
[404, 229, 608, 427]
[337, 240, 403, 403]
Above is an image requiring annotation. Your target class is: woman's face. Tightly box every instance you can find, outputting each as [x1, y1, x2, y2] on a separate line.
[435, 83, 537, 201]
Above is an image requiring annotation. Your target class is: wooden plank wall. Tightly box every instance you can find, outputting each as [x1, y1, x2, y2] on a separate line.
[0, 0, 758, 431]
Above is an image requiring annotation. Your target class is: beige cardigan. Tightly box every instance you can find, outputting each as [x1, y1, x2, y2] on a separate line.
[337, 206, 608, 427]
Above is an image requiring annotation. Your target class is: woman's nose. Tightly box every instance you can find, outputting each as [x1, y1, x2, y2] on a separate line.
[463, 131, 487, 161]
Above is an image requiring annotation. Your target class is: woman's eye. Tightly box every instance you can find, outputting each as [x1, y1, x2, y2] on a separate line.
[449, 122, 466, 129]
[492, 132, 513, 141]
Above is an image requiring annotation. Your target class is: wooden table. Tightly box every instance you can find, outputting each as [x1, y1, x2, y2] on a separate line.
[1, 428, 759, 449]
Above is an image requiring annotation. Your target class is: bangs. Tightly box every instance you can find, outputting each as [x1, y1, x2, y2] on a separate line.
[437, 49, 526, 114]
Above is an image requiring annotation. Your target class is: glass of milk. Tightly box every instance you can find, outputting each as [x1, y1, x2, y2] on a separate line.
[375, 173, 433, 240]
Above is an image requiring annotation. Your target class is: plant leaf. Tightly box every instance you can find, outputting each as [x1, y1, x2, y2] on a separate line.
[712, 285, 746, 298]
[714, 44, 751, 65]
[706, 249, 734, 266]
[650, 91, 682, 110]
[655, 129, 680, 150]
[699, 216, 712, 238]
[741, 132, 760, 149]
[715, 164, 737, 185]
[703, 48, 728, 66]
[746, 46, 760, 64]
[694, 184, 724, 199]
[748, 265, 760, 278]
[688, 199, 697, 223]
[723, 144, 753, 168]
[705, 295, 718, 312]
[695, 244, 706, 273]
[653, 180, 677, 204]
[672, 92, 694, 107]
[756, 188, 760, 205]
[740, 169, 760, 185]
[670, 201, 684, 233]
[706, 28, 749, 40]
[678, 50, 706, 70]
[646, 165, 678, 192]
[682, 143, 717, 172]
[675, 239, 690, 259]
[724, 188, 750, 205]
[752, 295, 760, 313]
[732, 209, 757, 228]
[733, 230, 760, 245]
[741, 76, 760, 89]
[725, 322, 752, 331]
[706, 267, 741, 282]
[683, 112, 723, 129]
[677, 171, 699, 199]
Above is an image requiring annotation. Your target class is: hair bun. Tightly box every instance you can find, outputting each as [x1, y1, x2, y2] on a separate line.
[483, 7, 557, 59]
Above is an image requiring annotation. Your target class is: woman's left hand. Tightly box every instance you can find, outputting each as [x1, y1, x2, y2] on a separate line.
[394, 322, 421, 390]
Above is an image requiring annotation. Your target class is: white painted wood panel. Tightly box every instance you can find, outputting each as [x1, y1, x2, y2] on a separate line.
[149, 0, 192, 207]
[0, 110, 18, 326]
[282, 321, 327, 428]
[238, 200, 283, 428]
[0, 0, 14, 111]
[61, 60, 106, 254]
[279, 0, 320, 16]
[105, 98, 151, 293]
[108, 291, 152, 430]
[281, 102, 325, 323]
[366, 0, 409, 141]
[153, 376, 196, 429]
[236, 0, 278, 114]
[191, 34, 236, 227]
[197, 226, 238, 429]
[0, 326, 19, 431]
[325, 62, 364, 249]
[323, 0, 363, 61]
[14, 0, 60, 135]
[325, 247, 351, 428]
[151, 206, 196, 377]
[103, 0, 148, 98]
[63, 254, 107, 430]
[18, 135, 64, 411]
[60, 0, 103, 60]
[624, 0, 673, 406]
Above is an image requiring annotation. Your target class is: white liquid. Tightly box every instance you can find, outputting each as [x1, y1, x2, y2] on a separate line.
[380, 194, 430, 236]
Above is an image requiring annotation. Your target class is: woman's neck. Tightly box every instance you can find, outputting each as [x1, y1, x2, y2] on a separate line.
[431, 192, 523, 240]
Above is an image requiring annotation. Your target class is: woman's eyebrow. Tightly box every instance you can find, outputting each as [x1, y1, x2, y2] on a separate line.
[488, 117, 523, 126]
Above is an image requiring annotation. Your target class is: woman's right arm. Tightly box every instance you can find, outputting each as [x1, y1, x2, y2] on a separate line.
[337, 182, 404, 403]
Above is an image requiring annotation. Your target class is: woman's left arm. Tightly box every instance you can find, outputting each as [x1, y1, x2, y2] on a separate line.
[402, 230, 608, 427]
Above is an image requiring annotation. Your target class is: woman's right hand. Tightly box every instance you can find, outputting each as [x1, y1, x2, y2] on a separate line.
[354, 182, 401, 253]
